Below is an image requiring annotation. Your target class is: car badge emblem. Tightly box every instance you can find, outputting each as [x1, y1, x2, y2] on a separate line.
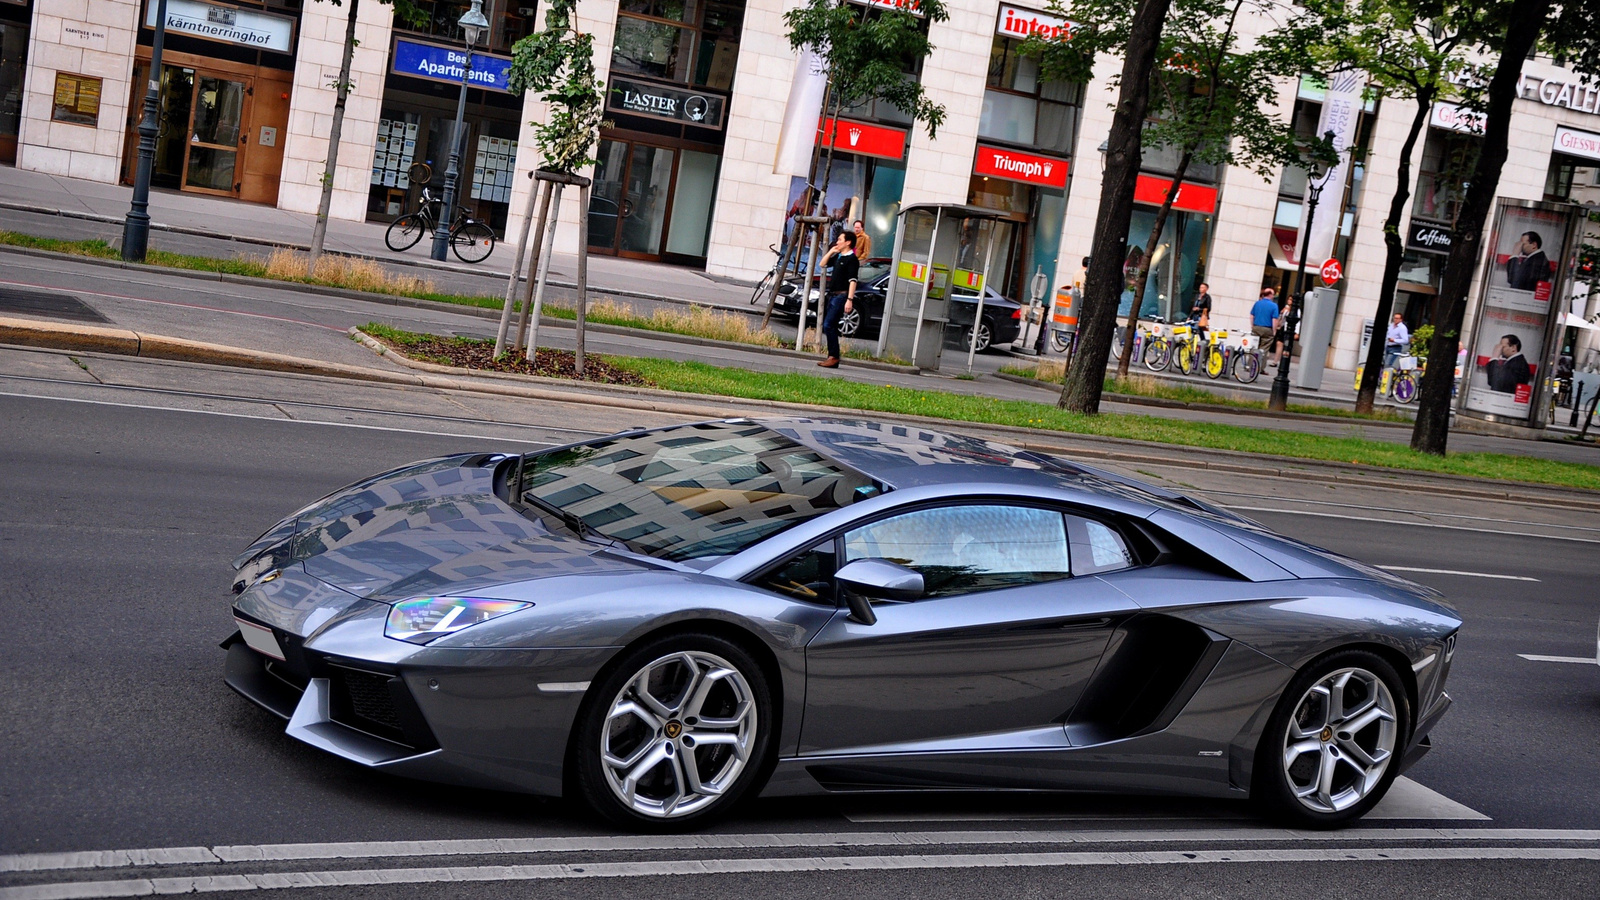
[1320, 726, 1333, 742]
[664, 720, 683, 739]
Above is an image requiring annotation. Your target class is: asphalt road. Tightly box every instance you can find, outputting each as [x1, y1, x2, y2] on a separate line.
[2, 352, 1599, 898]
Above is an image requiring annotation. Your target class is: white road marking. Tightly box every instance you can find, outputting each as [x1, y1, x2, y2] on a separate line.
[1193, 488, 1600, 536]
[1378, 565, 1540, 582]
[5, 847, 1600, 899]
[1518, 654, 1598, 665]
[1224, 505, 1600, 545]
[0, 390, 550, 443]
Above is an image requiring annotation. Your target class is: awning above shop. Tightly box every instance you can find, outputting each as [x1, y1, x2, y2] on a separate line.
[1268, 226, 1301, 271]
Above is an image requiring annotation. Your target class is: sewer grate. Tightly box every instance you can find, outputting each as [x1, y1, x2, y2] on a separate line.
[0, 288, 111, 324]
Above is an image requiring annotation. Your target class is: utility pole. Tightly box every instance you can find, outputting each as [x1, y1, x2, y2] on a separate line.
[121, 0, 169, 262]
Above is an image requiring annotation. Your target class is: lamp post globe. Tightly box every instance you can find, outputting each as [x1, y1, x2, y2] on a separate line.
[1268, 130, 1337, 412]
[430, 0, 492, 261]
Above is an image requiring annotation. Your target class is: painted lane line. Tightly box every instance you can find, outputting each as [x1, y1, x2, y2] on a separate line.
[1378, 565, 1540, 582]
[1223, 505, 1600, 546]
[6, 847, 1600, 899]
[9, 827, 1599, 874]
[0, 391, 553, 444]
[1518, 654, 1598, 664]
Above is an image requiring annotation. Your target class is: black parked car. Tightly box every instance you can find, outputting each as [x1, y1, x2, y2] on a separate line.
[774, 258, 1023, 352]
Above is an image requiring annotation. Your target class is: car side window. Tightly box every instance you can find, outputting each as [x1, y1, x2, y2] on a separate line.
[1067, 516, 1135, 575]
[843, 505, 1070, 598]
[758, 542, 837, 602]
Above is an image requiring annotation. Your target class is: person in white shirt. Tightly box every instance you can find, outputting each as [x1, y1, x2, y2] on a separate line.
[1384, 313, 1410, 370]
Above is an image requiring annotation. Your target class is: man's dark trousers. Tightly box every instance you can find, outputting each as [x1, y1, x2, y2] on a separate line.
[821, 292, 848, 359]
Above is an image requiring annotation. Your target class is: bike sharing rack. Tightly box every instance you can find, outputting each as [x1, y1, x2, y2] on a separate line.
[874, 203, 1008, 371]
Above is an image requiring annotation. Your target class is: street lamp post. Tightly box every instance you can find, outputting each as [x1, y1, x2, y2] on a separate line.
[1268, 130, 1336, 412]
[121, 0, 169, 262]
[430, 0, 491, 261]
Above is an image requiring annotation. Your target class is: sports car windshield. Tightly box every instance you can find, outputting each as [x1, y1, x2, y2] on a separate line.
[519, 422, 876, 562]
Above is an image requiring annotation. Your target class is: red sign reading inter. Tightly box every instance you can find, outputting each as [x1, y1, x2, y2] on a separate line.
[816, 118, 908, 160]
[1133, 174, 1218, 214]
[973, 145, 1069, 188]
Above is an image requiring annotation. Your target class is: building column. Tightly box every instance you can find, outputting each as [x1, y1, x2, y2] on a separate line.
[15, 0, 139, 183]
[899, 0, 991, 207]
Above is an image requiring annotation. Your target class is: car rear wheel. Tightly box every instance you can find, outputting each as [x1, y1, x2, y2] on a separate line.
[570, 633, 772, 830]
[1254, 650, 1409, 828]
[838, 307, 862, 337]
[963, 319, 993, 353]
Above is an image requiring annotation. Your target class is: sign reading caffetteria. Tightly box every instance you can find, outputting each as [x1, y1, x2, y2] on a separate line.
[391, 38, 512, 92]
[995, 3, 1073, 40]
[974, 145, 1069, 187]
[1554, 125, 1600, 162]
[1407, 220, 1453, 253]
[144, 0, 294, 53]
[608, 78, 726, 129]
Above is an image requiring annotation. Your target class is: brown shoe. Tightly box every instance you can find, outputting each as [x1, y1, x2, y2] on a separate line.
[817, 357, 840, 368]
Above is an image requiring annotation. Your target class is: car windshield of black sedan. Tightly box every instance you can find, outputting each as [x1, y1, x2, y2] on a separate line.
[519, 423, 875, 562]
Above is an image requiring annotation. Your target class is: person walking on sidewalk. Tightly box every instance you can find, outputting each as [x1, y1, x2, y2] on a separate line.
[1384, 313, 1410, 371]
[1250, 288, 1279, 364]
[817, 231, 859, 369]
[852, 220, 873, 259]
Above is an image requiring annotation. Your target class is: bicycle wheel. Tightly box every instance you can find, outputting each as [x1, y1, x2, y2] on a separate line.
[1234, 351, 1261, 384]
[1205, 347, 1226, 379]
[1394, 373, 1419, 403]
[451, 222, 496, 263]
[1144, 338, 1171, 372]
[1175, 341, 1198, 375]
[385, 214, 427, 251]
[750, 269, 775, 304]
[1051, 329, 1071, 353]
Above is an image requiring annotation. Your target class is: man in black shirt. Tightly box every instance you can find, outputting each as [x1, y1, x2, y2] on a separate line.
[817, 231, 858, 368]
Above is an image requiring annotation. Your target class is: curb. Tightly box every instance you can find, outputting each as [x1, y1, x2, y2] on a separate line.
[991, 371, 1414, 429]
[0, 242, 918, 375]
[3, 314, 1595, 508]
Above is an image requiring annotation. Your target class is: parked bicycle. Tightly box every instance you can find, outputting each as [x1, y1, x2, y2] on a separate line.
[384, 187, 497, 263]
[750, 242, 813, 304]
[1354, 357, 1422, 404]
[1230, 333, 1264, 384]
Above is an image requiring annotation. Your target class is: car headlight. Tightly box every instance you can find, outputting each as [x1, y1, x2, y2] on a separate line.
[384, 597, 531, 644]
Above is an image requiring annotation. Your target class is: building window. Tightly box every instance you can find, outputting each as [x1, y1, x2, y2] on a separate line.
[978, 36, 1081, 156]
[402, 0, 533, 54]
[611, 0, 745, 91]
[1412, 128, 1479, 224]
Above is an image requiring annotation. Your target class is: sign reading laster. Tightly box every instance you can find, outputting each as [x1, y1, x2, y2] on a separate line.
[608, 78, 726, 129]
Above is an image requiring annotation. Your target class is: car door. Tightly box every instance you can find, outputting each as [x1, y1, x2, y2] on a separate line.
[798, 502, 1138, 759]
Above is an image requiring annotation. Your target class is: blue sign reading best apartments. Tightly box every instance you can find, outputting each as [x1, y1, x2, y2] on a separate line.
[392, 39, 512, 92]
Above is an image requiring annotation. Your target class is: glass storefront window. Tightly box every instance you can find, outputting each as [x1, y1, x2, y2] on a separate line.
[1412, 127, 1478, 224]
[979, 36, 1080, 156]
[611, 0, 747, 91]
[612, 16, 694, 82]
[666, 149, 719, 257]
[0, 18, 26, 163]
[405, 1, 534, 53]
[980, 92, 1037, 146]
[1119, 208, 1211, 321]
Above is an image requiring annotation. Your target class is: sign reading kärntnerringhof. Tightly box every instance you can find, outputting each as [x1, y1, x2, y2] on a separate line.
[144, 0, 294, 53]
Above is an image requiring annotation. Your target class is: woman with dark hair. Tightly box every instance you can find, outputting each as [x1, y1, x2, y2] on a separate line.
[1273, 295, 1296, 366]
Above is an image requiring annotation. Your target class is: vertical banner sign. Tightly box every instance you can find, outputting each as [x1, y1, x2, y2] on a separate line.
[775, 45, 828, 176]
[1304, 71, 1363, 266]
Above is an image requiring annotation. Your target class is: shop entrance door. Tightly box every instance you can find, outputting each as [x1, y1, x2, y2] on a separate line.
[589, 138, 677, 260]
[125, 65, 251, 198]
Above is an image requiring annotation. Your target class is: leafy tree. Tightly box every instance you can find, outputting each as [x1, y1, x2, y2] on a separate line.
[308, 0, 424, 265]
[507, 0, 606, 175]
[1297, 0, 1495, 414]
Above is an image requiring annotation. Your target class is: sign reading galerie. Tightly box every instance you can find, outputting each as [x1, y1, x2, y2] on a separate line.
[144, 0, 294, 53]
[391, 38, 512, 92]
[607, 78, 726, 129]
[974, 145, 1069, 187]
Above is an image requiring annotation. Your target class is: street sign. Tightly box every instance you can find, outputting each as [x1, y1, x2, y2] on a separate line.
[1320, 257, 1343, 285]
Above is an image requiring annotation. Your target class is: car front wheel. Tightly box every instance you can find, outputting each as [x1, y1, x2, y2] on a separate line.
[570, 633, 772, 830]
[1254, 649, 1409, 828]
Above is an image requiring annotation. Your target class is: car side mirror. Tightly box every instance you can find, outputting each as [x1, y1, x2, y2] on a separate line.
[835, 559, 924, 624]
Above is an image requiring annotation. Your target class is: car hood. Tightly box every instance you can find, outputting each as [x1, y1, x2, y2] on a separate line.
[231, 453, 650, 602]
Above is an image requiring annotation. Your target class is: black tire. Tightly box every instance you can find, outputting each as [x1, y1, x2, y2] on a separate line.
[1050, 330, 1071, 354]
[569, 632, 775, 831]
[385, 214, 427, 251]
[1253, 649, 1411, 829]
[451, 222, 496, 263]
[963, 318, 993, 353]
[1145, 337, 1171, 372]
[1235, 351, 1262, 384]
[751, 270, 775, 304]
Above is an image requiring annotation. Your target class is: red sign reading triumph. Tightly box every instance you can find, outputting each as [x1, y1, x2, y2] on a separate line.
[973, 145, 1069, 188]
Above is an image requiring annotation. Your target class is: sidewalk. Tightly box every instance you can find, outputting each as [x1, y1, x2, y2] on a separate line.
[0, 164, 760, 310]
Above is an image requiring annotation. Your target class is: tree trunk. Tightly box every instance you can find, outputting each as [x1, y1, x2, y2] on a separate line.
[798, 91, 845, 353]
[1411, 0, 1550, 454]
[1354, 88, 1433, 413]
[1115, 149, 1191, 379]
[1059, 0, 1176, 413]
[308, 0, 359, 266]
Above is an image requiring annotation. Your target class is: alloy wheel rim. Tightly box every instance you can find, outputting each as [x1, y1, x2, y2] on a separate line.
[601, 650, 757, 818]
[1281, 666, 1398, 814]
[840, 309, 861, 335]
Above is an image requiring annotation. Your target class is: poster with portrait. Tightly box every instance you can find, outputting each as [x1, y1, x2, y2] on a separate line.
[1463, 204, 1570, 420]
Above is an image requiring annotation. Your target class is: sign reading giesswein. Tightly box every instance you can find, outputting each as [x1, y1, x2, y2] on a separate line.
[608, 78, 726, 129]
[974, 145, 1069, 188]
[144, 0, 294, 53]
[391, 38, 512, 92]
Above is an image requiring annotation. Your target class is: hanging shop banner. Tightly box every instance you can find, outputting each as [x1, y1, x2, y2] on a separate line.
[974, 145, 1069, 188]
[1553, 125, 1600, 162]
[996, 4, 1073, 40]
[817, 118, 908, 160]
[1461, 202, 1574, 422]
[775, 45, 829, 175]
[608, 77, 726, 129]
[1133, 173, 1218, 214]
[145, 0, 295, 53]
[850, 0, 925, 16]
[1303, 69, 1364, 266]
[391, 38, 512, 92]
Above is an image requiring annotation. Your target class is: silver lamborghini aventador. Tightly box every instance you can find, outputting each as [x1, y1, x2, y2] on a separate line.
[223, 418, 1460, 830]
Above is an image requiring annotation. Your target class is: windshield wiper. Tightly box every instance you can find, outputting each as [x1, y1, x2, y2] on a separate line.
[520, 493, 624, 548]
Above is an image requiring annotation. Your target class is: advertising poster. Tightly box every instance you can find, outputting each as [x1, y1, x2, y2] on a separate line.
[1463, 205, 1569, 419]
